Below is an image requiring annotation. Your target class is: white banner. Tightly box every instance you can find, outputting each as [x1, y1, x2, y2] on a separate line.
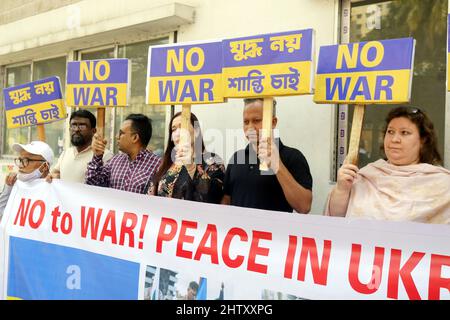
[1, 180, 449, 300]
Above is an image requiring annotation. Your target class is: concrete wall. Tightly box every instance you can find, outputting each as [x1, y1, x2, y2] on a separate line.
[0, 0, 82, 25]
[0, 0, 339, 214]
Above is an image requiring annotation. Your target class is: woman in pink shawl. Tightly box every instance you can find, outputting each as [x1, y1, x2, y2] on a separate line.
[326, 106, 450, 224]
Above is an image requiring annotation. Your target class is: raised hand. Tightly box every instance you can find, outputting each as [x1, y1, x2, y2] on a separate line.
[92, 133, 107, 157]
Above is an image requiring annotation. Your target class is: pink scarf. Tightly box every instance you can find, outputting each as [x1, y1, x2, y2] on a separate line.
[328, 159, 450, 224]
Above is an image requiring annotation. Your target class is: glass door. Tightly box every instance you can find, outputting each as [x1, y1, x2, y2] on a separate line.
[340, 0, 447, 168]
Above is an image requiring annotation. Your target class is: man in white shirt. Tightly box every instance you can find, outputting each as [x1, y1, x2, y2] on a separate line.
[49, 109, 112, 183]
[0, 141, 54, 220]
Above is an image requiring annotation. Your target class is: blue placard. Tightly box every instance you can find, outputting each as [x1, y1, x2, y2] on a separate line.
[222, 29, 314, 97]
[66, 58, 130, 107]
[2, 76, 66, 128]
[314, 37, 415, 104]
[147, 41, 224, 104]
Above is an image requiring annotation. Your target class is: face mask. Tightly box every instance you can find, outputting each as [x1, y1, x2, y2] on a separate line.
[17, 162, 46, 182]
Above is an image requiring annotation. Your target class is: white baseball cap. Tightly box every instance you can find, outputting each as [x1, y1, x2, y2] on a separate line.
[12, 141, 54, 166]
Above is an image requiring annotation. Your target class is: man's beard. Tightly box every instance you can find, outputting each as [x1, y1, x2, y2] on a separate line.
[71, 134, 86, 147]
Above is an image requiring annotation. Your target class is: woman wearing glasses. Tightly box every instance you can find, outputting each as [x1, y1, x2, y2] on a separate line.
[326, 106, 450, 224]
[0, 141, 54, 220]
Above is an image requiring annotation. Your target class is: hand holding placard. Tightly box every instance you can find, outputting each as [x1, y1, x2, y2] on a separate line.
[314, 38, 415, 166]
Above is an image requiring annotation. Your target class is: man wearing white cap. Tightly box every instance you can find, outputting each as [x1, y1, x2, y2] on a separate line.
[0, 141, 54, 220]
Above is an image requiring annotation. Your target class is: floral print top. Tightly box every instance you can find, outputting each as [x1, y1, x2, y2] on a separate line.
[149, 152, 225, 204]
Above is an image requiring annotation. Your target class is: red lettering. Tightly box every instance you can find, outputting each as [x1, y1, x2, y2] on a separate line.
[60, 212, 72, 234]
[81, 206, 103, 239]
[13, 198, 45, 228]
[297, 237, 332, 285]
[51, 206, 61, 232]
[119, 212, 138, 247]
[222, 228, 248, 268]
[138, 214, 149, 249]
[176, 220, 197, 259]
[99, 210, 117, 244]
[247, 231, 272, 274]
[156, 217, 178, 253]
[13, 198, 31, 226]
[348, 244, 385, 294]
[387, 249, 425, 300]
[428, 254, 450, 300]
[29, 200, 45, 229]
[284, 235, 298, 279]
[194, 224, 219, 264]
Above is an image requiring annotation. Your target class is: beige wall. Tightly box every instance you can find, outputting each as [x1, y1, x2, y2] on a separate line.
[0, 0, 82, 25]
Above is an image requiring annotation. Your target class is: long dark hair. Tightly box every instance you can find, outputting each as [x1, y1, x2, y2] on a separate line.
[151, 112, 205, 194]
[382, 106, 442, 165]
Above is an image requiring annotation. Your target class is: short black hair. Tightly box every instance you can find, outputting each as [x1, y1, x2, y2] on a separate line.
[243, 98, 277, 116]
[125, 113, 152, 147]
[70, 109, 96, 128]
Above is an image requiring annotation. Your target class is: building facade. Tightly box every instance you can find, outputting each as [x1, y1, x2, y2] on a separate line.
[0, 0, 449, 214]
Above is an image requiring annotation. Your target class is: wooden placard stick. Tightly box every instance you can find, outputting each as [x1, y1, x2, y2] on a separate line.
[97, 107, 106, 138]
[180, 104, 192, 164]
[37, 124, 46, 142]
[346, 104, 365, 166]
[259, 97, 274, 171]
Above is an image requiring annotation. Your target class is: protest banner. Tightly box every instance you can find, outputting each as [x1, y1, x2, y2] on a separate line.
[222, 29, 314, 170]
[3, 76, 66, 141]
[146, 41, 224, 150]
[66, 59, 131, 138]
[314, 38, 415, 165]
[1, 180, 449, 300]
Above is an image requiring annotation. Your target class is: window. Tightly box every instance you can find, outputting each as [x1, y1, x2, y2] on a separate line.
[2, 57, 67, 157]
[79, 47, 116, 151]
[117, 39, 168, 155]
[78, 38, 169, 155]
[1, 37, 170, 161]
[31, 56, 67, 156]
[338, 0, 447, 169]
[3, 64, 32, 155]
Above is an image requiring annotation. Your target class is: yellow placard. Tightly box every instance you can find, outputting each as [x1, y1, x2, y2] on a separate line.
[5, 99, 66, 129]
[147, 74, 223, 105]
[314, 69, 412, 104]
[222, 61, 312, 98]
[66, 83, 128, 107]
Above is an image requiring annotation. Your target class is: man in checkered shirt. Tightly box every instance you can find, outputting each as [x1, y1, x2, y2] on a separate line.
[86, 114, 161, 194]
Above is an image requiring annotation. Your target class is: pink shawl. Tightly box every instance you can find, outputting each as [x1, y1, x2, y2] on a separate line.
[327, 159, 450, 224]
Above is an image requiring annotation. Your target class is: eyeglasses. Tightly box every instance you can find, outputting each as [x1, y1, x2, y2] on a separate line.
[70, 123, 88, 130]
[14, 157, 46, 167]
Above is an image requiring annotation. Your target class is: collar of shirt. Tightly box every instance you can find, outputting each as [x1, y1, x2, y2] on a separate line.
[134, 148, 150, 162]
[72, 145, 92, 156]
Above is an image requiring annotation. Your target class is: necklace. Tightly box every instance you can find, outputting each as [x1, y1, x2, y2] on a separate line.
[186, 164, 196, 179]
